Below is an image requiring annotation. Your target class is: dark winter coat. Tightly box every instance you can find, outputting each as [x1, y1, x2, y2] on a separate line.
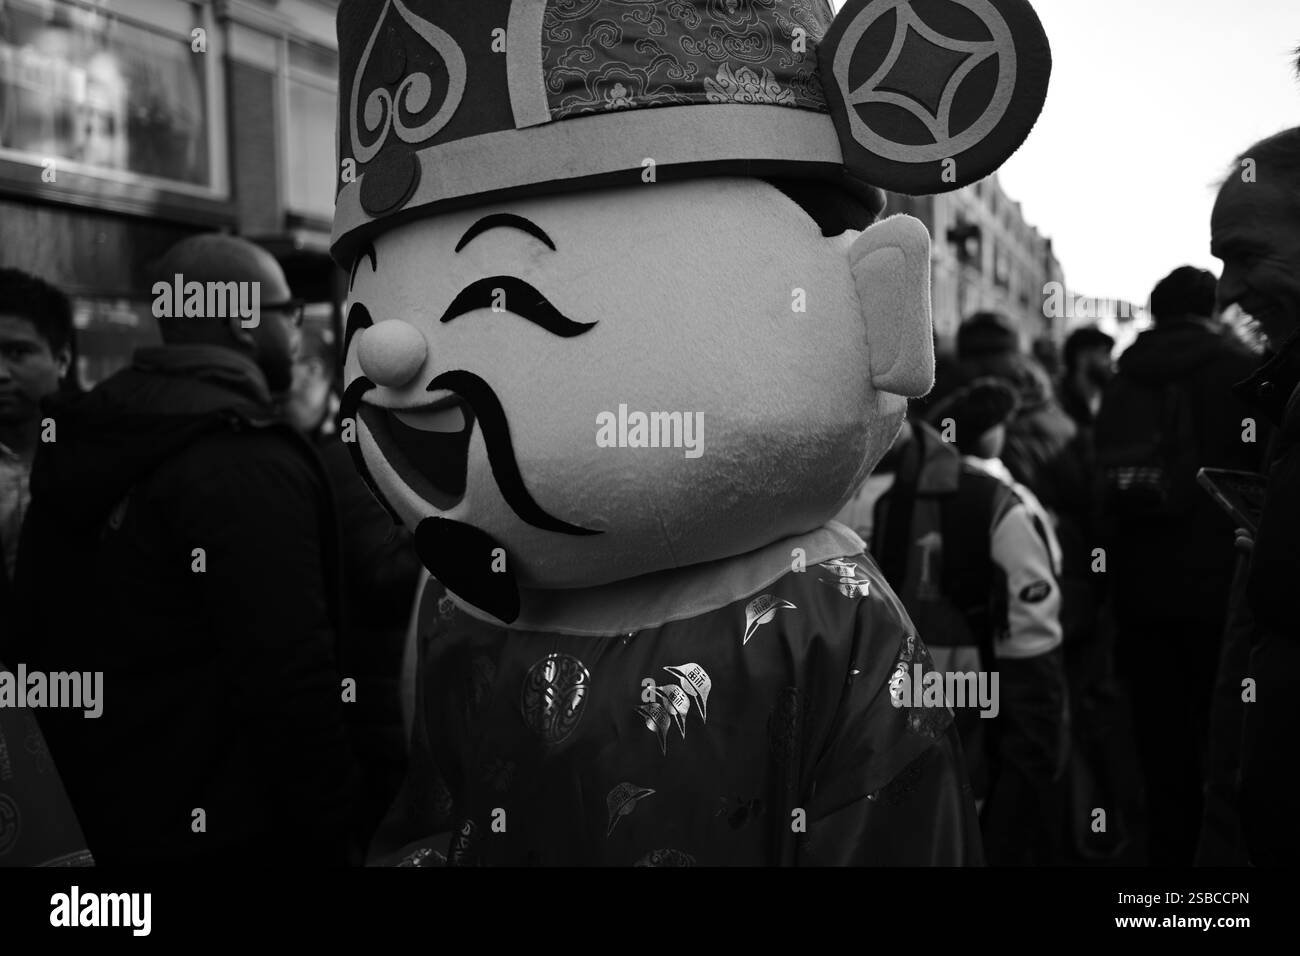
[10, 345, 360, 866]
[1233, 332, 1300, 865]
[1096, 320, 1263, 622]
[316, 434, 420, 840]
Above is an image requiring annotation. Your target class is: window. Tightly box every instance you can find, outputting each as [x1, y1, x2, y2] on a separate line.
[283, 37, 338, 221]
[0, 0, 224, 196]
[993, 243, 1011, 289]
[947, 218, 982, 269]
[71, 295, 160, 389]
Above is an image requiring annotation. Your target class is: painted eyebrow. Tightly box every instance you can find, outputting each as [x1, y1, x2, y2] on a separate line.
[342, 302, 373, 355]
[455, 214, 556, 253]
[349, 242, 377, 292]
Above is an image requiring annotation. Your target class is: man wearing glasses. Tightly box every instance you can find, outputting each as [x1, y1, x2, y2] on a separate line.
[11, 233, 361, 866]
[264, 297, 306, 331]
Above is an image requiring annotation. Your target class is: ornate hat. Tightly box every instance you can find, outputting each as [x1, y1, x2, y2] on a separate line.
[331, 0, 1051, 265]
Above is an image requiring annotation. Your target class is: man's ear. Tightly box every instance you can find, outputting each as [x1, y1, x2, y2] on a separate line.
[54, 345, 71, 379]
[848, 214, 934, 398]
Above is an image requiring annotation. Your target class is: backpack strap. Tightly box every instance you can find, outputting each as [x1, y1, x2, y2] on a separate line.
[877, 425, 924, 589]
[941, 466, 1017, 791]
[941, 467, 1008, 675]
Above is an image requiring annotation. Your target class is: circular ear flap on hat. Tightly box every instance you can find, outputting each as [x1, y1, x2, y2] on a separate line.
[818, 0, 1051, 196]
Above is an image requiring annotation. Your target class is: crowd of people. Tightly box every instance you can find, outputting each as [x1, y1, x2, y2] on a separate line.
[1, 122, 1297, 868]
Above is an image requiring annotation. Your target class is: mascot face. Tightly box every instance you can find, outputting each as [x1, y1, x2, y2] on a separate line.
[342, 176, 932, 616]
[328, 0, 1053, 621]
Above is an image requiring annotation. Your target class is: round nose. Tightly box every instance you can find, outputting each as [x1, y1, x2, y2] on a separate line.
[357, 319, 427, 388]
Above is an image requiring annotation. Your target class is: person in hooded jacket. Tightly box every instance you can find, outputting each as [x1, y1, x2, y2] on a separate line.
[10, 234, 360, 866]
[1094, 265, 1263, 866]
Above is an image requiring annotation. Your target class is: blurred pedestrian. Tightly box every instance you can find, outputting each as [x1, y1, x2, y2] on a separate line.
[956, 316, 1105, 860]
[1054, 324, 1115, 668]
[284, 325, 337, 439]
[11, 234, 360, 865]
[837, 383, 1069, 865]
[955, 311, 1079, 511]
[1050, 324, 1140, 862]
[0, 269, 73, 625]
[1094, 265, 1262, 865]
[1059, 326, 1115, 431]
[1210, 126, 1300, 866]
[1032, 336, 1063, 384]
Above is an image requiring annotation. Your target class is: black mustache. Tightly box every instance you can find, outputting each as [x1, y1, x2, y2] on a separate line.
[340, 372, 598, 537]
[415, 517, 520, 624]
[439, 276, 597, 337]
[428, 369, 600, 537]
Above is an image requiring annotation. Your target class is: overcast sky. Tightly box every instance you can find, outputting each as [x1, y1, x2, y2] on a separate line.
[829, 0, 1300, 304]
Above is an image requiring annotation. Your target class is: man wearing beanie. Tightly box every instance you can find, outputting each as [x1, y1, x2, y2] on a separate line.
[11, 234, 361, 866]
[837, 379, 1068, 864]
[956, 311, 1079, 511]
[957, 312, 1023, 363]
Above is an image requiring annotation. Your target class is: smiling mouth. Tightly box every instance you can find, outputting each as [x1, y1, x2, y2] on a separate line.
[358, 394, 476, 511]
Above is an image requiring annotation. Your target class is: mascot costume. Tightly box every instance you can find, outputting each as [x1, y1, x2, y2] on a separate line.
[332, 0, 1050, 865]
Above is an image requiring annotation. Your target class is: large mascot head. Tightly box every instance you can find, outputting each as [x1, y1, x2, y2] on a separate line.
[332, 0, 1051, 623]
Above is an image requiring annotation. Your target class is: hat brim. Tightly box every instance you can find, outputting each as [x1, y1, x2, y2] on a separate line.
[330, 103, 885, 267]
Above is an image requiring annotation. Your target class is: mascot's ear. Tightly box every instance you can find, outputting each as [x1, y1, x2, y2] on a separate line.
[849, 214, 934, 398]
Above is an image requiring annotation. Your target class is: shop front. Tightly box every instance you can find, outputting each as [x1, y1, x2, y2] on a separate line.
[0, 0, 343, 388]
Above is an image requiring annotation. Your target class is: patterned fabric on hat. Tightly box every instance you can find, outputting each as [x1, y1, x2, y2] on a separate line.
[541, 0, 833, 119]
[331, 0, 862, 262]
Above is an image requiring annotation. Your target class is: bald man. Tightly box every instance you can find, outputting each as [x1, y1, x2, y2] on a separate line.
[1209, 128, 1300, 867]
[11, 234, 361, 866]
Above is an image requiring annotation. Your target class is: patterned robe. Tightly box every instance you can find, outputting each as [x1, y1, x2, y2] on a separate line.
[377, 525, 982, 866]
[0, 664, 95, 868]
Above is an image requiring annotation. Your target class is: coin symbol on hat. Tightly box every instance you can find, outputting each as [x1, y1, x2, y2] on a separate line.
[836, 0, 1015, 164]
[820, 0, 1051, 193]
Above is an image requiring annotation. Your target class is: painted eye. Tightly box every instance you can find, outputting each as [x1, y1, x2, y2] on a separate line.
[357, 319, 427, 388]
